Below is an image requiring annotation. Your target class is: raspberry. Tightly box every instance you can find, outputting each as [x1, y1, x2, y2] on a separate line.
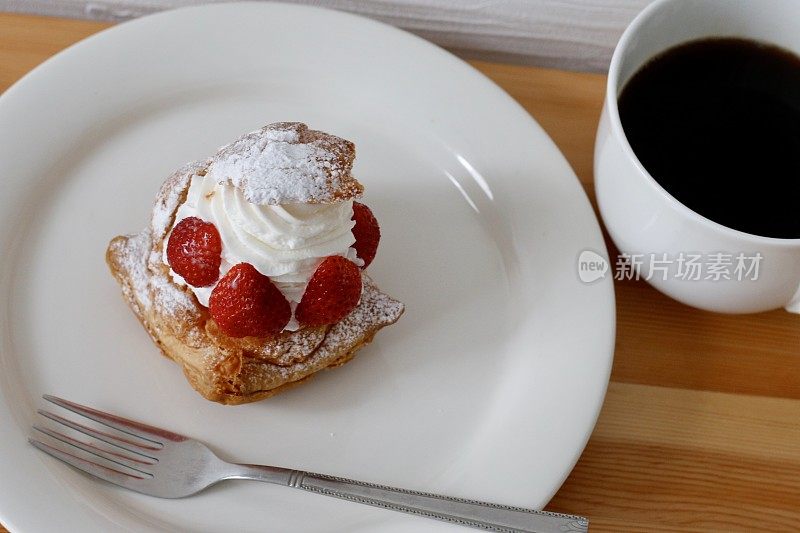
[166, 217, 222, 287]
[209, 263, 291, 338]
[351, 202, 380, 268]
[296, 256, 362, 327]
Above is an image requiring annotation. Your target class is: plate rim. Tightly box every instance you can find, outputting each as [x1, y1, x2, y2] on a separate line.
[0, 3, 615, 531]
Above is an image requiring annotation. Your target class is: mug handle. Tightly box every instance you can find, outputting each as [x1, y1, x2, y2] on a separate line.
[786, 284, 800, 313]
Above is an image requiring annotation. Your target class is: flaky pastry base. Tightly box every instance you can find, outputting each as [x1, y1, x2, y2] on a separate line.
[106, 161, 404, 405]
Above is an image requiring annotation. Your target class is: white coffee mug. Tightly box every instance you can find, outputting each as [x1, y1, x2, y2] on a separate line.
[595, 0, 800, 314]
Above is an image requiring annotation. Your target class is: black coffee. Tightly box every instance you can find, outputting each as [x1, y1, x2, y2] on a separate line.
[618, 38, 800, 239]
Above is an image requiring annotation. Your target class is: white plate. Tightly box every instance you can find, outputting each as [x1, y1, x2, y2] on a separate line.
[0, 4, 614, 531]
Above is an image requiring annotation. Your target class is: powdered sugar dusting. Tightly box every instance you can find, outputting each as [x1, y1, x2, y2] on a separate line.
[264, 127, 299, 142]
[144, 249, 199, 323]
[321, 275, 404, 350]
[151, 160, 206, 239]
[235, 275, 404, 392]
[111, 231, 153, 311]
[109, 229, 200, 323]
[207, 122, 362, 205]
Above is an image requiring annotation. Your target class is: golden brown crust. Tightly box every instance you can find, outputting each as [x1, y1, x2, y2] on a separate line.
[106, 162, 403, 405]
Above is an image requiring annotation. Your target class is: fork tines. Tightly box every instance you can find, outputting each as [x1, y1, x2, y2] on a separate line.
[29, 395, 171, 485]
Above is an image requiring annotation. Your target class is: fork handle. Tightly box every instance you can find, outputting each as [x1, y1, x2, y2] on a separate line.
[232, 465, 587, 532]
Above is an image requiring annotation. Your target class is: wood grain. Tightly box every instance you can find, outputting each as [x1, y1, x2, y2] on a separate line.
[2, 12, 799, 533]
[550, 383, 800, 531]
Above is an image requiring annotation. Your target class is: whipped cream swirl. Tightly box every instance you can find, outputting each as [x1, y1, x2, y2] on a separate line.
[164, 173, 360, 330]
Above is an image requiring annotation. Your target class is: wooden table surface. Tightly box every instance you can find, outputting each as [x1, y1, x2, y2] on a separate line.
[2, 12, 799, 533]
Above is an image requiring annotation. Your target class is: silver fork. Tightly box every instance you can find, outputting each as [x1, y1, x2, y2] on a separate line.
[29, 395, 588, 533]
